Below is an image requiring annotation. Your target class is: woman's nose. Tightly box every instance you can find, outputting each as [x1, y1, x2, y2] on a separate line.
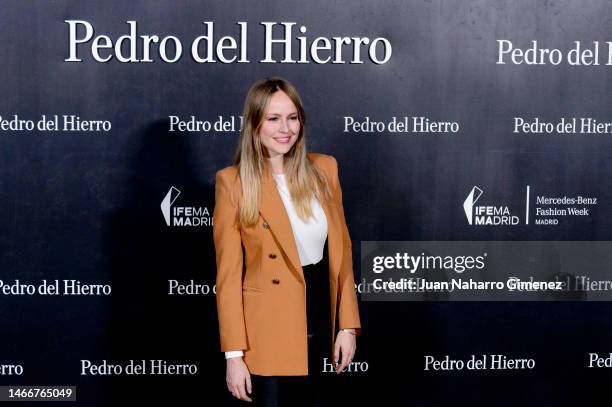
[279, 119, 289, 132]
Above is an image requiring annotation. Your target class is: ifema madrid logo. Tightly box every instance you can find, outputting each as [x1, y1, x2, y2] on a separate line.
[463, 186, 520, 226]
[160, 186, 212, 227]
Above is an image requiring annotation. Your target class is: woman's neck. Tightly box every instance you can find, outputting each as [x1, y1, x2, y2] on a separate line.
[266, 155, 284, 175]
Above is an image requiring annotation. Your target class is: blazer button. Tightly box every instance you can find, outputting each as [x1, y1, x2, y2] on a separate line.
[263, 222, 270, 229]
[268, 253, 277, 259]
[272, 279, 280, 285]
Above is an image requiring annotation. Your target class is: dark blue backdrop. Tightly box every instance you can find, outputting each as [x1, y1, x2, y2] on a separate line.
[1, 1, 611, 405]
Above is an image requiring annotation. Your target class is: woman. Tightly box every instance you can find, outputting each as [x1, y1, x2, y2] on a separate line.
[213, 77, 362, 405]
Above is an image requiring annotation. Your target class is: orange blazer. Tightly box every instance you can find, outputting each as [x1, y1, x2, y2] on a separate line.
[213, 152, 362, 376]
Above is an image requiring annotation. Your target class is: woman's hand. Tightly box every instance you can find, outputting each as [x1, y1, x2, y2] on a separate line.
[333, 329, 357, 374]
[226, 357, 252, 402]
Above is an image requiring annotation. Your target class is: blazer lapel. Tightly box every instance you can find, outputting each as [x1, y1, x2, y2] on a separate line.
[259, 165, 305, 285]
[258, 160, 343, 285]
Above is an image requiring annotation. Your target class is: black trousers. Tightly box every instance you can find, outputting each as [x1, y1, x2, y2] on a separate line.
[239, 239, 333, 407]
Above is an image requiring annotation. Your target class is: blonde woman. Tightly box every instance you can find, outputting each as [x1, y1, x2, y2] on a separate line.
[213, 77, 361, 406]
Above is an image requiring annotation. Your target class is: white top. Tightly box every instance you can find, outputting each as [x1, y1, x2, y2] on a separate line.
[225, 173, 330, 359]
[272, 173, 328, 266]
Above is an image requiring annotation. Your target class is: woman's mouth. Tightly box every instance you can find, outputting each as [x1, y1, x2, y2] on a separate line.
[274, 136, 291, 144]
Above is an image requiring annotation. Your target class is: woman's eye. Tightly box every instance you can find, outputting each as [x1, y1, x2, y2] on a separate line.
[267, 117, 297, 121]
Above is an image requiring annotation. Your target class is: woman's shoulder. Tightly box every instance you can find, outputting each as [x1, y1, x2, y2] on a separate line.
[216, 164, 239, 177]
[215, 164, 241, 188]
[307, 152, 338, 171]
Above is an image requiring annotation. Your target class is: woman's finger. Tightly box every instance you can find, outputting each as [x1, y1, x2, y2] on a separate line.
[342, 345, 351, 367]
[240, 383, 249, 400]
[246, 373, 252, 395]
[334, 342, 341, 365]
[241, 375, 253, 401]
[336, 345, 348, 373]
[230, 384, 239, 398]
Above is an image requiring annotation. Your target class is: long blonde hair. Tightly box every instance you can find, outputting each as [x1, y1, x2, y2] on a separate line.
[233, 77, 332, 227]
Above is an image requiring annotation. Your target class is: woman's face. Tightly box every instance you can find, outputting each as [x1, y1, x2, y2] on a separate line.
[258, 90, 300, 159]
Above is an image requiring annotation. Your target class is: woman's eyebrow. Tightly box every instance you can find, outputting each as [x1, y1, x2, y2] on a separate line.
[266, 111, 298, 116]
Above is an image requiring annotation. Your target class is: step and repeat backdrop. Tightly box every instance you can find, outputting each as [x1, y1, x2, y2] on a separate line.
[2, 0, 612, 405]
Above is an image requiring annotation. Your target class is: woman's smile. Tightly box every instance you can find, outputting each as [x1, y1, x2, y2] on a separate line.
[274, 135, 292, 144]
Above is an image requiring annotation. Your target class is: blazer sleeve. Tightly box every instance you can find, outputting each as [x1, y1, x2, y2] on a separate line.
[329, 156, 362, 336]
[213, 170, 248, 351]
